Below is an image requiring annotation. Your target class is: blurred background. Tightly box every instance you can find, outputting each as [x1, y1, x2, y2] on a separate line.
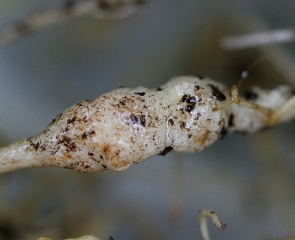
[0, 0, 295, 239]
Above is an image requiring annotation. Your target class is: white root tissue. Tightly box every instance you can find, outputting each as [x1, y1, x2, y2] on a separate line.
[1, 76, 295, 173]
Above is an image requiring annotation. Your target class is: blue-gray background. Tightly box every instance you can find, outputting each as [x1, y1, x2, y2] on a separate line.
[0, 1, 295, 239]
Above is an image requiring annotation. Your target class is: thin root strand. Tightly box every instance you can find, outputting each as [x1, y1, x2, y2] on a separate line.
[199, 209, 226, 240]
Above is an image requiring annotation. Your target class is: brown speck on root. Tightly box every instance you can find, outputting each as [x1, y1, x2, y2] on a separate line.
[48, 114, 62, 127]
[185, 105, 195, 113]
[31, 142, 40, 151]
[67, 117, 77, 125]
[219, 126, 228, 139]
[228, 114, 234, 127]
[195, 112, 201, 120]
[168, 119, 174, 126]
[135, 92, 145, 96]
[82, 130, 96, 139]
[102, 144, 112, 155]
[58, 136, 76, 152]
[180, 122, 186, 130]
[186, 96, 197, 104]
[244, 89, 258, 100]
[28, 138, 47, 152]
[130, 115, 138, 124]
[195, 131, 210, 146]
[181, 94, 188, 102]
[159, 146, 173, 156]
[39, 144, 47, 151]
[140, 115, 146, 126]
[210, 84, 226, 101]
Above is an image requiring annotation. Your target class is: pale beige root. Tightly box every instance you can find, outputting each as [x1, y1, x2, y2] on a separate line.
[220, 28, 295, 50]
[213, 84, 271, 115]
[37, 235, 101, 240]
[214, 84, 295, 129]
[0, 0, 145, 47]
[199, 209, 226, 240]
[268, 95, 295, 125]
[1, 76, 295, 174]
[220, 23, 295, 85]
[0, 139, 44, 173]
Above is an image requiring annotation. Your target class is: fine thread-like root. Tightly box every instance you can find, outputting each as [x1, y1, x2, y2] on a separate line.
[220, 28, 295, 50]
[199, 209, 226, 240]
[0, 0, 145, 47]
[213, 84, 295, 126]
[213, 84, 271, 115]
[268, 95, 295, 126]
[37, 235, 101, 240]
